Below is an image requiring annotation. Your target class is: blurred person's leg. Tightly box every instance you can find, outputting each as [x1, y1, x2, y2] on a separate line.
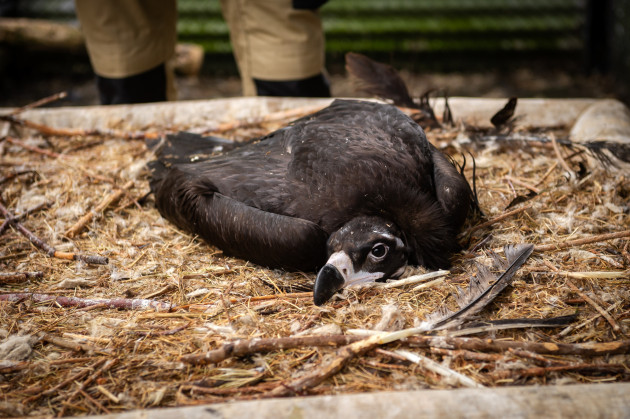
[75, 0, 177, 104]
[221, 0, 330, 97]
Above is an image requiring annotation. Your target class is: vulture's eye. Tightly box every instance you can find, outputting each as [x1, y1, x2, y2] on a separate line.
[370, 243, 389, 259]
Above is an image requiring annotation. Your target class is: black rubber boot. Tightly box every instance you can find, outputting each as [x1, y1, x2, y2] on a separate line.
[253, 73, 331, 98]
[96, 63, 167, 105]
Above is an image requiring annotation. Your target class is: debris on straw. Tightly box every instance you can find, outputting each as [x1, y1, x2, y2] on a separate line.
[1, 94, 628, 416]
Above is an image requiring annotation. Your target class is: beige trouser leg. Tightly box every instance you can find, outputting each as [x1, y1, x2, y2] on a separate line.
[75, 0, 177, 100]
[220, 0, 326, 96]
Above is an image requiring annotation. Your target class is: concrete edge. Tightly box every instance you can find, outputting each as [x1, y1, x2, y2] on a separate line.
[86, 382, 630, 419]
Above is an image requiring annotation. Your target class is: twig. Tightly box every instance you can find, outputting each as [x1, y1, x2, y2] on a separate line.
[490, 363, 628, 380]
[534, 230, 630, 253]
[0, 169, 38, 185]
[4, 136, 66, 159]
[140, 283, 177, 300]
[180, 335, 361, 365]
[24, 358, 107, 403]
[0, 201, 109, 265]
[262, 333, 384, 397]
[468, 204, 532, 234]
[536, 161, 559, 186]
[0, 114, 159, 140]
[65, 180, 134, 238]
[551, 133, 574, 174]
[132, 322, 191, 337]
[0, 201, 50, 236]
[57, 358, 117, 417]
[405, 335, 630, 356]
[427, 347, 506, 362]
[565, 280, 621, 334]
[380, 270, 449, 289]
[558, 301, 622, 337]
[504, 175, 541, 194]
[508, 348, 571, 366]
[0, 356, 98, 374]
[41, 334, 110, 354]
[248, 291, 313, 302]
[0, 271, 43, 283]
[392, 349, 485, 388]
[79, 388, 111, 415]
[179, 381, 278, 396]
[0, 292, 172, 312]
[8, 91, 67, 115]
[205, 105, 326, 134]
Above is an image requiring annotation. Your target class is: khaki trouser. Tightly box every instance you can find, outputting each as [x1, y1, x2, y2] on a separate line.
[220, 0, 326, 96]
[75, 0, 325, 97]
[75, 0, 178, 100]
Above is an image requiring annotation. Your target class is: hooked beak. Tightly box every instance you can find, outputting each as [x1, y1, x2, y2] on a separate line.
[313, 251, 383, 306]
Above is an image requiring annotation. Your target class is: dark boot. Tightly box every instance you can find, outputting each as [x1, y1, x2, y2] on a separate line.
[253, 73, 331, 98]
[96, 63, 167, 105]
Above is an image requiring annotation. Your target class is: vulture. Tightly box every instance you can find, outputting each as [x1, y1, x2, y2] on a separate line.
[149, 99, 477, 305]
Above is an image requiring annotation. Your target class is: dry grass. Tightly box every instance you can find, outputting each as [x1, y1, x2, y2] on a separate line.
[0, 101, 628, 417]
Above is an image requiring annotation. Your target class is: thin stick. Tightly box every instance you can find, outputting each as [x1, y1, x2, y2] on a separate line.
[5, 136, 66, 159]
[248, 291, 313, 301]
[23, 358, 107, 403]
[392, 349, 485, 388]
[380, 270, 449, 289]
[0, 114, 160, 140]
[79, 388, 111, 415]
[551, 133, 574, 174]
[262, 333, 383, 397]
[0, 169, 38, 186]
[490, 363, 628, 380]
[558, 301, 622, 337]
[504, 175, 541, 194]
[536, 161, 559, 186]
[65, 180, 134, 238]
[180, 335, 361, 365]
[57, 358, 117, 417]
[0, 201, 109, 265]
[41, 334, 110, 354]
[565, 280, 621, 333]
[428, 347, 505, 362]
[0, 293, 172, 312]
[468, 204, 532, 234]
[0, 271, 43, 283]
[534, 230, 630, 252]
[8, 91, 67, 115]
[132, 322, 191, 337]
[206, 105, 326, 133]
[405, 335, 630, 356]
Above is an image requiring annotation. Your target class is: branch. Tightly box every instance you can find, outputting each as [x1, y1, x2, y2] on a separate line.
[7, 91, 67, 115]
[180, 334, 360, 365]
[468, 204, 532, 234]
[4, 136, 67, 159]
[0, 114, 159, 140]
[406, 335, 630, 357]
[205, 105, 326, 134]
[0, 271, 43, 284]
[534, 230, 630, 252]
[565, 280, 622, 334]
[0, 201, 108, 265]
[0, 292, 172, 312]
[65, 180, 134, 238]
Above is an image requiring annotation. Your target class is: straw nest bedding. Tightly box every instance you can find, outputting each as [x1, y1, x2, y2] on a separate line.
[0, 98, 629, 417]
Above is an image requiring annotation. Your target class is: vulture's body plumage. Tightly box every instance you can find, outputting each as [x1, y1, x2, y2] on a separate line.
[149, 99, 476, 304]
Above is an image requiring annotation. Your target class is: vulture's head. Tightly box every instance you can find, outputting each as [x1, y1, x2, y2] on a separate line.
[313, 216, 409, 306]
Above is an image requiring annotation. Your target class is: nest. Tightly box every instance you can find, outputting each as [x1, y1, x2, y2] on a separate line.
[0, 95, 628, 418]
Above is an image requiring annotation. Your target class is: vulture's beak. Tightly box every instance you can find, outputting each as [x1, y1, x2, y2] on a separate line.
[313, 251, 384, 306]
